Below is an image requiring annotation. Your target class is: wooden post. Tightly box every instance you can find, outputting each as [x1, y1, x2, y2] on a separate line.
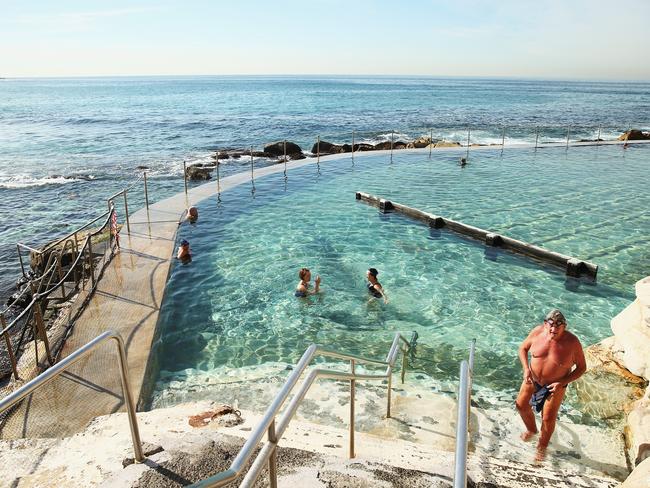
[143, 171, 149, 210]
[1, 315, 19, 380]
[33, 300, 53, 366]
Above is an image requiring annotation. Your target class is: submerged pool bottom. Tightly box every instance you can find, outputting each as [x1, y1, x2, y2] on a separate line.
[149, 145, 650, 433]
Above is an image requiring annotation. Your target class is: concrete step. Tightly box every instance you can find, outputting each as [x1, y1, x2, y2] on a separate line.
[0, 400, 622, 487]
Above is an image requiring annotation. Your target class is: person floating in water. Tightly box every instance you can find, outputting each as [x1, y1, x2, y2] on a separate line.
[366, 268, 388, 304]
[295, 267, 321, 297]
[187, 206, 199, 223]
[516, 309, 586, 461]
[177, 239, 192, 263]
[459, 157, 467, 167]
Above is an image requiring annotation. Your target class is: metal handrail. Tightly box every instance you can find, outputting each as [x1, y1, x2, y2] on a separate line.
[453, 339, 476, 488]
[191, 331, 415, 488]
[0, 330, 144, 462]
[0, 209, 115, 338]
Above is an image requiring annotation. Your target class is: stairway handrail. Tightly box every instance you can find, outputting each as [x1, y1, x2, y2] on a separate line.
[0, 330, 143, 462]
[453, 338, 477, 488]
[191, 331, 415, 488]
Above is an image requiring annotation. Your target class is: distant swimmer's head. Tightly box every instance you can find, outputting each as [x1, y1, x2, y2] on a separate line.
[180, 239, 190, 248]
[367, 268, 379, 278]
[299, 268, 311, 281]
[188, 206, 199, 222]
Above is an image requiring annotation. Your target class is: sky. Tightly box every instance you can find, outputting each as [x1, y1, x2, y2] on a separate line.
[1, 0, 649, 80]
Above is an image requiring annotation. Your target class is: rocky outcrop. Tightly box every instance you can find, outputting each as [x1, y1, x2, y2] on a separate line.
[622, 456, 650, 487]
[619, 130, 650, 141]
[264, 141, 303, 157]
[607, 276, 650, 471]
[406, 136, 432, 148]
[309, 141, 354, 155]
[430, 141, 462, 148]
[612, 277, 650, 379]
[185, 164, 213, 180]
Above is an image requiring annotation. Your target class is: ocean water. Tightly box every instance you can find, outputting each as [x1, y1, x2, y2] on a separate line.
[1, 76, 649, 300]
[150, 144, 650, 431]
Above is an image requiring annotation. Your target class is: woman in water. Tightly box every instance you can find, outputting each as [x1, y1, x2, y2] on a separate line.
[367, 268, 388, 304]
[295, 268, 321, 297]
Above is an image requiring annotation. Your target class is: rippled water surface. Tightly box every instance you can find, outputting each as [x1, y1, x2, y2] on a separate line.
[2, 76, 649, 299]
[150, 144, 650, 428]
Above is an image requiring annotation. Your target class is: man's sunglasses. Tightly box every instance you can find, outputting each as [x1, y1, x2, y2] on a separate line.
[545, 319, 566, 327]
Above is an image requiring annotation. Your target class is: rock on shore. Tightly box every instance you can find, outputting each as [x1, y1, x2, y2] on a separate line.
[618, 130, 650, 141]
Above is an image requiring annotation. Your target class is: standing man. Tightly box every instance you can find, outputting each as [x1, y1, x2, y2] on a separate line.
[516, 309, 586, 460]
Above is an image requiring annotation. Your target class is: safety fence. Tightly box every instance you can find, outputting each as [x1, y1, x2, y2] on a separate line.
[0, 207, 119, 404]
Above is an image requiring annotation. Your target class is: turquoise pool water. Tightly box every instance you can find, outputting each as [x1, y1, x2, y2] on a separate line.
[150, 144, 649, 425]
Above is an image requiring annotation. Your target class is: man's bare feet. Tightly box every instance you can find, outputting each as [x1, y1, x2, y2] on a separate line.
[534, 446, 547, 462]
[520, 430, 538, 442]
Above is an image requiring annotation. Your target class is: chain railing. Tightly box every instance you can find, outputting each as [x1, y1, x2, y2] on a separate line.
[0, 207, 118, 399]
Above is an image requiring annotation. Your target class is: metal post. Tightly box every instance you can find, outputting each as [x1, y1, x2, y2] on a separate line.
[349, 359, 356, 459]
[1, 315, 19, 380]
[386, 369, 392, 418]
[429, 128, 433, 158]
[597, 125, 601, 146]
[87, 237, 95, 287]
[453, 361, 470, 488]
[501, 127, 506, 148]
[401, 352, 407, 384]
[268, 419, 278, 488]
[123, 190, 131, 234]
[351, 130, 355, 160]
[317, 136, 320, 164]
[183, 160, 188, 200]
[216, 153, 221, 193]
[113, 333, 145, 463]
[534, 126, 539, 150]
[16, 244, 27, 278]
[33, 300, 53, 366]
[390, 130, 394, 162]
[566, 126, 570, 149]
[143, 172, 149, 210]
[283, 140, 288, 178]
[466, 127, 470, 159]
[250, 146, 254, 182]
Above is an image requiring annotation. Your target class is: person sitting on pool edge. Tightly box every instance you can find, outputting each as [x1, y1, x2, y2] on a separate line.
[295, 268, 321, 297]
[367, 267, 388, 304]
[177, 239, 192, 263]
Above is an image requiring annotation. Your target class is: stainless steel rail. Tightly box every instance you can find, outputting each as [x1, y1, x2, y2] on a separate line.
[191, 331, 414, 488]
[0, 330, 144, 462]
[453, 339, 476, 488]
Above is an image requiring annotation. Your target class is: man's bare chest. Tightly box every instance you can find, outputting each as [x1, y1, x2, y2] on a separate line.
[530, 338, 572, 367]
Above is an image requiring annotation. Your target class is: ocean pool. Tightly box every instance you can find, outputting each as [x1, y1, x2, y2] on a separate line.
[149, 144, 650, 427]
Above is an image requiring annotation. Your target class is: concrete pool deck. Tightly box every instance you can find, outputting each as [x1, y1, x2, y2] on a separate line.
[1, 139, 647, 439]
